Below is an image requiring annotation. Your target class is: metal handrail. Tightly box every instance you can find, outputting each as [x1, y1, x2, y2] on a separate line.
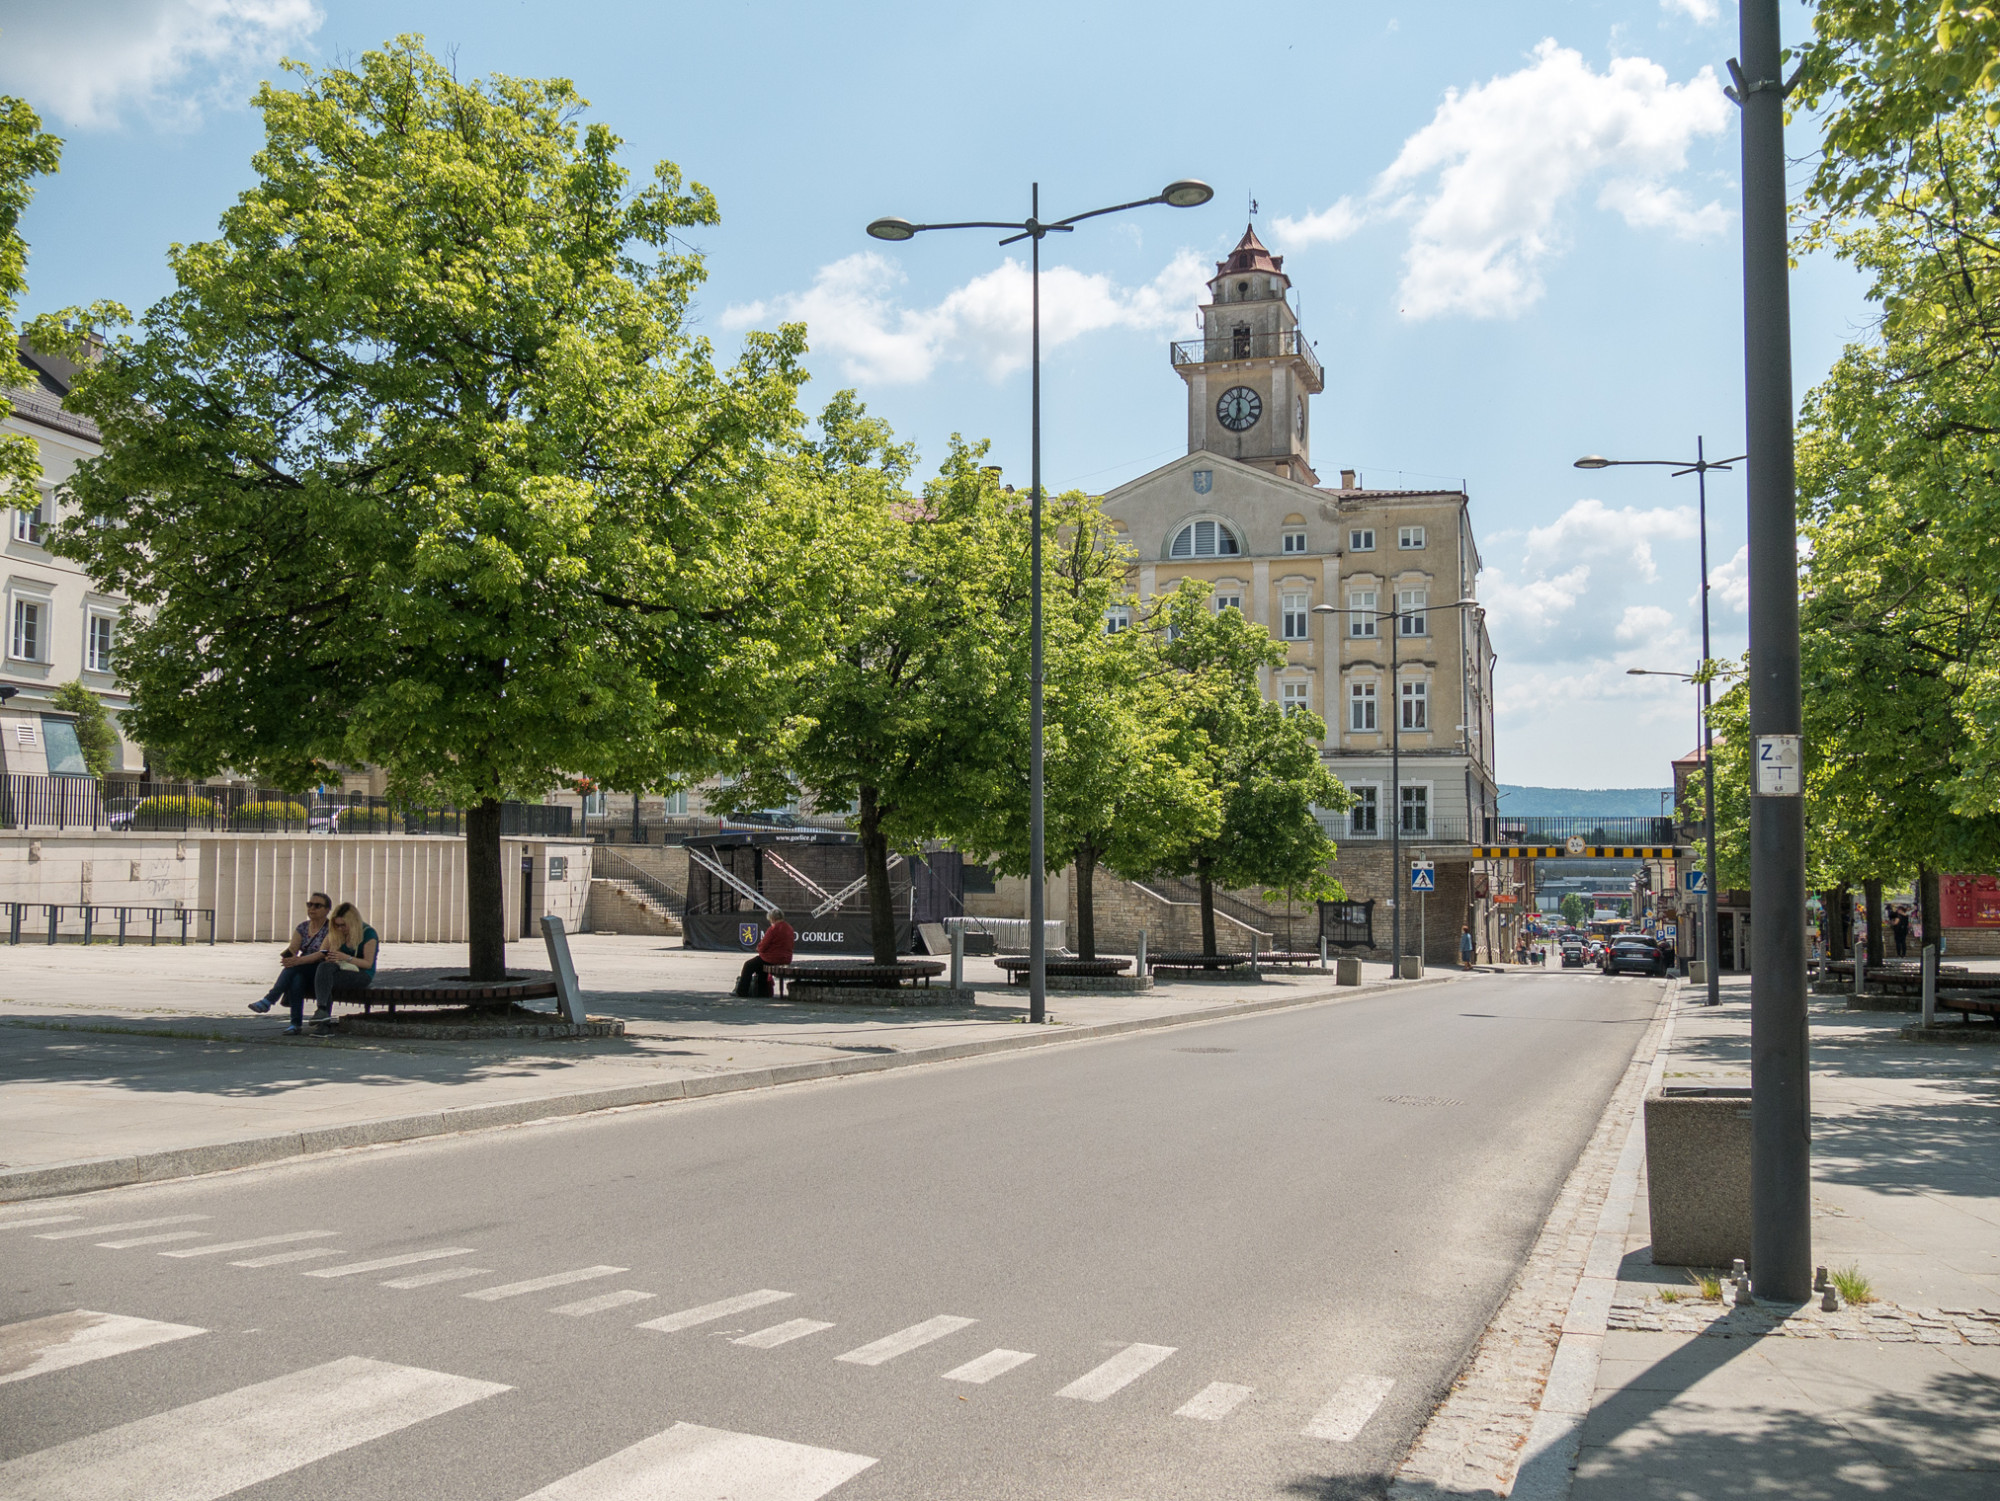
[591, 846, 684, 914]
[1170, 329, 1323, 387]
[5, 901, 215, 945]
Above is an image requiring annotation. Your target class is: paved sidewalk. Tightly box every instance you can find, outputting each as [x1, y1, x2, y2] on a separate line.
[0, 935, 1406, 1197]
[1395, 972, 2000, 1498]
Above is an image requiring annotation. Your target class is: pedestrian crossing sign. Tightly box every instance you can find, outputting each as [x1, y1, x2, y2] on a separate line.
[1410, 862, 1436, 892]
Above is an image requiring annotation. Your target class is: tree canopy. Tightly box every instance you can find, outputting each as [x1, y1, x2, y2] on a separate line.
[0, 90, 61, 498]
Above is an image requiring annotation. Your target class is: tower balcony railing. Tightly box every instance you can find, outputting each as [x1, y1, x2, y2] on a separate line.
[1170, 329, 1323, 390]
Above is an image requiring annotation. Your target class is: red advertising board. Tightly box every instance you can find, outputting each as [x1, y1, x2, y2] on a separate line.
[1943, 874, 2000, 928]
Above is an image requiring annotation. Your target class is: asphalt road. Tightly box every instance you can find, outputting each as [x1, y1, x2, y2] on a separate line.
[1, 968, 1664, 1501]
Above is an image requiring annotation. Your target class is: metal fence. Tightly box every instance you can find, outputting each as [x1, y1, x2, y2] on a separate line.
[1481, 815, 1678, 846]
[0, 775, 572, 837]
[5, 901, 215, 945]
[1170, 329, 1323, 387]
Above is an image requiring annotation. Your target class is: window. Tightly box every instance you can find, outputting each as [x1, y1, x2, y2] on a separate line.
[663, 790, 688, 816]
[10, 598, 42, 661]
[41, 717, 87, 775]
[1401, 679, 1429, 730]
[1169, 519, 1241, 558]
[1232, 324, 1251, 358]
[1281, 591, 1309, 640]
[1398, 589, 1428, 635]
[1401, 784, 1430, 835]
[86, 613, 115, 673]
[1282, 529, 1307, 554]
[1281, 679, 1310, 715]
[583, 789, 607, 817]
[1399, 525, 1426, 549]
[12, 490, 46, 545]
[1348, 590, 1377, 637]
[1213, 592, 1242, 614]
[1350, 785, 1379, 835]
[1349, 680, 1377, 731]
[1104, 605, 1131, 634]
[1349, 528, 1375, 552]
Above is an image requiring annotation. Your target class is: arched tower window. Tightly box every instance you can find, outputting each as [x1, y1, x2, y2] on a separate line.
[1168, 519, 1243, 558]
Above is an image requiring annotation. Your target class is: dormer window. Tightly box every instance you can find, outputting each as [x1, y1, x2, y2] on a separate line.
[1169, 519, 1243, 558]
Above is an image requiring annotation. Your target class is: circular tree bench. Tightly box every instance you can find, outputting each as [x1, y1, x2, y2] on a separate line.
[994, 956, 1150, 993]
[1251, 951, 1325, 968]
[355, 969, 560, 1017]
[1148, 951, 1262, 984]
[766, 960, 964, 1008]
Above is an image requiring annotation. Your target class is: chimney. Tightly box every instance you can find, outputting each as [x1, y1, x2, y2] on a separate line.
[1339, 468, 1357, 490]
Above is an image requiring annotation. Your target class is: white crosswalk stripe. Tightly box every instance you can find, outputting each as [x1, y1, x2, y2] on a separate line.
[97, 1230, 209, 1249]
[940, 1349, 1036, 1385]
[304, 1247, 476, 1278]
[1055, 1343, 1177, 1402]
[0, 1215, 84, 1230]
[1303, 1374, 1396, 1441]
[383, 1266, 493, 1289]
[835, 1315, 976, 1367]
[36, 1215, 207, 1242]
[164, 1231, 337, 1258]
[465, 1266, 625, 1301]
[232, 1246, 343, 1267]
[734, 1318, 835, 1349]
[1175, 1381, 1254, 1420]
[551, 1289, 655, 1317]
[0, 1311, 206, 1387]
[514, 1421, 876, 1501]
[637, 1290, 793, 1334]
[0, 1354, 507, 1501]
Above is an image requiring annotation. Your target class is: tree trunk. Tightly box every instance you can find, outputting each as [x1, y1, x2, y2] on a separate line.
[1919, 867, 1943, 958]
[466, 796, 507, 981]
[1197, 858, 1217, 957]
[1830, 882, 1851, 955]
[1864, 877, 1885, 967]
[857, 784, 897, 965]
[1075, 842, 1098, 961]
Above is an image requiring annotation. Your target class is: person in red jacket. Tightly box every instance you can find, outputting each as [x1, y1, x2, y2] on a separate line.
[735, 910, 795, 997]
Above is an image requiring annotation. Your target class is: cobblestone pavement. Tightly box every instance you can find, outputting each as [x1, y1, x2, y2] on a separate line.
[1608, 1289, 2000, 1344]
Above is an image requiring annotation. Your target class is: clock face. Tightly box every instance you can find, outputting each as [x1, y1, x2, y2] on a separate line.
[1216, 386, 1262, 432]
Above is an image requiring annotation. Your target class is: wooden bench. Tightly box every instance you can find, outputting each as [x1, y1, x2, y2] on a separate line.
[1937, 992, 2000, 1026]
[765, 960, 945, 999]
[355, 971, 560, 1018]
[994, 957, 1131, 985]
[1251, 950, 1325, 968]
[1147, 951, 1257, 981]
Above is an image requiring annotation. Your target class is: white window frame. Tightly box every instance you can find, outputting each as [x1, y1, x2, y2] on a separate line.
[1348, 783, 1381, 837]
[1398, 525, 1426, 549]
[1104, 605, 1132, 634]
[1401, 678, 1429, 731]
[12, 486, 49, 546]
[1280, 678, 1310, 715]
[1168, 518, 1243, 559]
[85, 609, 117, 674]
[1400, 782, 1432, 836]
[583, 789, 608, 817]
[1280, 591, 1309, 640]
[1398, 588, 1428, 636]
[1349, 528, 1375, 552]
[1349, 679, 1377, 732]
[1213, 590, 1243, 615]
[10, 595, 46, 662]
[1281, 529, 1307, 554]
[1348, 589, 1378, 637]
[663, 790, 689, 816]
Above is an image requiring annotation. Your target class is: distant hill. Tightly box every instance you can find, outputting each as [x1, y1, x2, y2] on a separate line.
[1498, 784, 1674, 818]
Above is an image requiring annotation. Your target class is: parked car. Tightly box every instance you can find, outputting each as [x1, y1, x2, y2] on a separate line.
[1560, 940, 1586, 968]
[1602, 937, 1669, 976]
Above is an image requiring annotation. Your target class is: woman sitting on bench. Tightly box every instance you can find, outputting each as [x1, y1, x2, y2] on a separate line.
[735, 909, 794, 998]
[308, 902, 380, 1034]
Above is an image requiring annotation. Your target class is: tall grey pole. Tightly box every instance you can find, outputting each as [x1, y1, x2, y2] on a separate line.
[1697, 437, 1722, 1008]
[1028, 182, 1047, 1024]
[1736, 0, 1812, 1302]
[1390, 599, 1402, 973]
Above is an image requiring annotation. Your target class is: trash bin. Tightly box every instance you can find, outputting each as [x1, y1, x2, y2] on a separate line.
[1644, 1085, 1752, 1268]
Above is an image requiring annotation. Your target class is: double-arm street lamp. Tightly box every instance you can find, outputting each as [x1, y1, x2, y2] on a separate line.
[866, 179, 1215, 1024]
[1313, 595, 1480, 974]
[1575, 439, 1740, 1010]
[1627, 664, 1720, 1007]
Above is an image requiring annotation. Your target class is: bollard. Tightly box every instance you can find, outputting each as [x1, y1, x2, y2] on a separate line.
[1136, 929, 1147, 976]
[1853, 940, 1866, 997]
[950, 924, 964, 992]
[82, 906, 93, 945]
[1319, 935, 1328, 970]
[1251, 932, 1260, 966]
[1921, 943, 1937, 1028]
[47, 905, 58, 946]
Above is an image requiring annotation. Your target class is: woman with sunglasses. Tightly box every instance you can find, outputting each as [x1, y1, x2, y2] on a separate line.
[249, 893, 333, 1029]
[308, 902, 381, 1034]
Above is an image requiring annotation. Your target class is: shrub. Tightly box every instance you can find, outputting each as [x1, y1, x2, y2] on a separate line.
[333, 805, 396, 833]
[132, 795, 216, 826]
[232, 800, 309, 830]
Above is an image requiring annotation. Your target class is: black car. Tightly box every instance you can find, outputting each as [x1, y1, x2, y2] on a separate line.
[1601, 937, 1669, 976]
[1559, 940, 1587, 968]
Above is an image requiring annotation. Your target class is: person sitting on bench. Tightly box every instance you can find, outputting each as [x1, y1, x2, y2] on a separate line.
[735, 910, 795, 998]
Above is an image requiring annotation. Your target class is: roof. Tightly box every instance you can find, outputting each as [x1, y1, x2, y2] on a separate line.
[7, 334, 101, 445]
[1214, 224, 1283, 277]
[1316, 485, 1465, 500]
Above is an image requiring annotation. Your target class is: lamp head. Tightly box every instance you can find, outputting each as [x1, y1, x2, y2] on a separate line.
[865, 217, 918, 242]
[1574, 455, 1611, 470]
[1161, 179, 1215, 208]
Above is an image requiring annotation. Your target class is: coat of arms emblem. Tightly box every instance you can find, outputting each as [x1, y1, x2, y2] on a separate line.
[739, 922, 761, 949]
[1192, 470, 1213, 494]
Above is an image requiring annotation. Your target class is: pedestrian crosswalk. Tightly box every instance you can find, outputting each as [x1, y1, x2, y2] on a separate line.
[0, 1310, 204, 1386]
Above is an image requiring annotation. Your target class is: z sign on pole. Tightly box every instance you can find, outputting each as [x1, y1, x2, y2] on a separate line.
[1755, 734, 1802, 795]
[1410, 861, 1436, 893]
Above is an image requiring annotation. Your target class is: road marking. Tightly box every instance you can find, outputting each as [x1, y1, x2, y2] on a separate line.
[734, 1319, 836, 1349]
[551, 1290, 656, 1317]
[513, 1420, 876, 1500]
[384, 1267, 493, 1289]
[1303, 1374, 1396, 1441]
[304, 1248, 476, 1278]
[638, 1290, 794, 1334]
[465, 1266, 626, 1301]
[36, 1215, 207, 1241]
[0, 1311, 206, 1387]
[0, 1354, 507, 1500]
[1055, 1343, 1177, 1402]
[835, 1315, 977, 1367]
[164, 1231, 338, 1258]
[232, 1247, 343, 1268]
[98, 1230, 209, 1249]
[0, 1215, 84, 1230]
[941, 1349, 1036, 1385]
[1176, 1382, 1254, 1420]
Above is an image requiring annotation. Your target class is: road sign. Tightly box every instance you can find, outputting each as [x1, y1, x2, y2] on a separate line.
[1410, 861, 1436, 893]
[1685, 870, 1708, 894]
[1756, 733, 1802, 795]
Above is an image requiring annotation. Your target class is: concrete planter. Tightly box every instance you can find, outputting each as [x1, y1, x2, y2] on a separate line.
[786, 983, 971, 1007]
[1644, 1085, 1752, 1268]
[1398, 955, 1424, 980]
[1336, 957, 1363, 986]
[1687, 960, 1708, 984]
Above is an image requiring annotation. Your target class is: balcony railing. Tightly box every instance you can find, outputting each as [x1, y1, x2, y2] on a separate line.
[1481, 815, 1678, 847]
[1170, 329, 1323, 390]
[0, 775, 571, 838]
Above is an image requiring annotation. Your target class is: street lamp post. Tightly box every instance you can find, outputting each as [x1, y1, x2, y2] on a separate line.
[867, 179, 1214, 1024]
[1575, 441, 1739, 1010]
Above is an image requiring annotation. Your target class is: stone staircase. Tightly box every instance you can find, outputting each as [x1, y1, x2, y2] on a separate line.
[586, 877, 682, 937]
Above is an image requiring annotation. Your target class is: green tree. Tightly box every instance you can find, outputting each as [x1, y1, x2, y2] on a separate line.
[1559, 893, 1589, 928]
[38, 39, 810, 977]
[0, 90, 61, 498]
[48, 681, 117, 781]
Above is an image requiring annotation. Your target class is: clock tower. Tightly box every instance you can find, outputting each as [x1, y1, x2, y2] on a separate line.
[1172, 225, 1322, 485]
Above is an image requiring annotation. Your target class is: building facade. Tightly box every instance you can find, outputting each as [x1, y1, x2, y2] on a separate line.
[1098, 228, 1501, 961]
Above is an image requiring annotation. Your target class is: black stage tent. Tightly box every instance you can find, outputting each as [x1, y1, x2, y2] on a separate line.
[680, 831, 964, 955]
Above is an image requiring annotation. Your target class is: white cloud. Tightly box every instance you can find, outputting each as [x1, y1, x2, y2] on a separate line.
[1662, 0, 1721, 22]
[727, 249, 1211, 385]
[1706, 543, 1750, 613]
[1275, 39, 1732, 318]
[1481, 498, 1700, 664]
[1614, 604, 1677, 642]
[0, 0, 322, 130]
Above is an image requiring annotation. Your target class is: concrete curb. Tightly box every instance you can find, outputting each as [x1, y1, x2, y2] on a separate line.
[0, 973, 1449, 1203]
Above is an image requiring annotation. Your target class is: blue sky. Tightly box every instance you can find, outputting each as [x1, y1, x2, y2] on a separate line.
[1, 0, 1863, 787]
